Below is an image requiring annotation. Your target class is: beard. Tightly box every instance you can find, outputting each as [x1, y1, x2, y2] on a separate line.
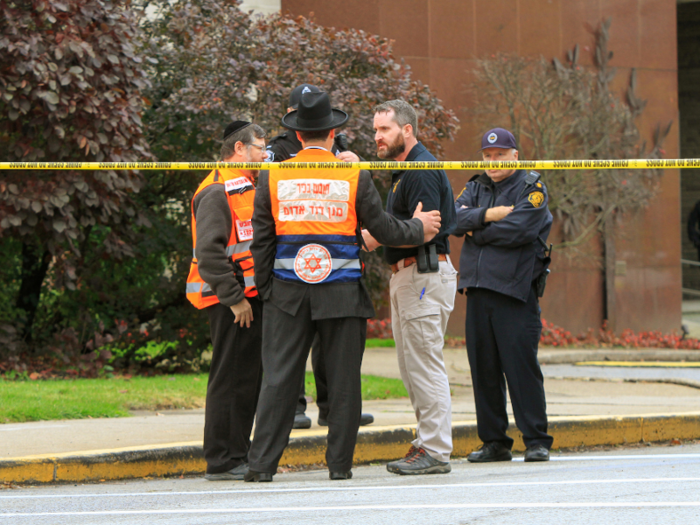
[376, 134, 406, 160]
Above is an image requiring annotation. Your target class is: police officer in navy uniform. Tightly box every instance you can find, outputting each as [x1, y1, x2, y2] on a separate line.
[267, 84, 374, 431]
[453, 128, 553, 463]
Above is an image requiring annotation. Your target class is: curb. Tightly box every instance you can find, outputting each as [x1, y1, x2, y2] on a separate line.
[537, 349, 700, 364]
[2, 412, 699, 484]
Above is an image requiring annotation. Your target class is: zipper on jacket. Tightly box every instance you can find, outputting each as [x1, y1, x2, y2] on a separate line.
[475, 184, 496, 289]
[488, 186, 498, 208]
[475, 246, 483, 288]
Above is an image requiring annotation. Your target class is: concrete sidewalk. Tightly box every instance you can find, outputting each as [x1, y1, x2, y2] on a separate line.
[2, 347, 700, 483]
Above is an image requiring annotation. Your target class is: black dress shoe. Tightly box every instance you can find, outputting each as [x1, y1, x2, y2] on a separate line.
[205, 463, 247, 481]
[329, 470, 353, 480]
[244, 469, 274, 482]
[467, 442, 513, 463]
[293, 413, 311, 429]
[318, 413, 374, 427]
[524, 444, 550, 462]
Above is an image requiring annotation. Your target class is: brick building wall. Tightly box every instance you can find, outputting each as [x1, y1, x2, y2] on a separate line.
[679, 1, 700, 294]
[282, 0, 682, 336]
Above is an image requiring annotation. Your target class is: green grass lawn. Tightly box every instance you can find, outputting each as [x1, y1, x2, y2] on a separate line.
[0, 372, 407, 424]
[304, 372, 406, 401]
[364, 338, 461, 348]
[365, 338, 396, 347]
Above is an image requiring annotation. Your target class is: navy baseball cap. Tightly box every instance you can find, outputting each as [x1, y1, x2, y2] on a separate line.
[289, 84, 321, 109]
[480, 128, 517, 150]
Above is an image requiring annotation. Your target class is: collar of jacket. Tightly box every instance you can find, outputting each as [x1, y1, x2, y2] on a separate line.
[474, 169, 524, 192]
[290, 148, 339, 162]
[404, 141, 427, 161]
[391, 141, 428, 179]
[217, 167, 254, 184]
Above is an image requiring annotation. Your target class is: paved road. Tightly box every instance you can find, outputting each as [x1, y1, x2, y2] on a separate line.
[543, 363, 700, 383]
[2, 444, 699, 524]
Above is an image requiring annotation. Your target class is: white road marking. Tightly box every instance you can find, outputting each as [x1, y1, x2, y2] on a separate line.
[2, 477, 699, 500]
[514, 453, 700, 462]
[0, 424, 67, 432]
[3, 502, 700, 517]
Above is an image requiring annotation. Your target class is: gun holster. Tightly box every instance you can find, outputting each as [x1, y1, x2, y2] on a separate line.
[417, 244, 439, 273]
[534, 240, 553, 298]
[535, 269, 550, 298]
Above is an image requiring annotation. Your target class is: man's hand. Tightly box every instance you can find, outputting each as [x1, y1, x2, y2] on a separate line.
[413, 202, 442, 243]
[337, 151, 360, 163]
[230, 298, 254, 328]
[484, 206, 514, 223]
[361, 229, 381, 252]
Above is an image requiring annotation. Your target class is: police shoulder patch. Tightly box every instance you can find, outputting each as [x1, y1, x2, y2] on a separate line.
[528, 191, 545, 208]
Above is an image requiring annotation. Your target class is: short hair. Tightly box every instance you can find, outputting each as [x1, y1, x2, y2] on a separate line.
[298, 129, 332, 143]
[220, 124, 266, 160]
[374, 100, 418, 138]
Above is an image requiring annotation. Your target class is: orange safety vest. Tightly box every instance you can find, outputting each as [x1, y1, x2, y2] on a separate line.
[186, 169, 257, 309]
[269, 148, 361, 285]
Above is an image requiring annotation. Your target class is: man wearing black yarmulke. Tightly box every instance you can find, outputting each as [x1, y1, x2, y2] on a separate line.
[185, 120, 268, 480]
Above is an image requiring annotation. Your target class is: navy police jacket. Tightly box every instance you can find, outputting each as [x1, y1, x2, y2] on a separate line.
[454, 169, 552, 302]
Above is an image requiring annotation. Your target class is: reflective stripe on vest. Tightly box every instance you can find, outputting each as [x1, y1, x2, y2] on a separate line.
[226, 240, 252, 257]
[268, 150, 361, 285]
[193, 240, 252, 259]
[186, 277, 254, 294]
[273, 234, 361, 284]
[185, 282, 214, 295]
[186, 169, 258, 309]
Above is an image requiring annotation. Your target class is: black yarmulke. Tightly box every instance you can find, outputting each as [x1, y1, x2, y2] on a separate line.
[223, 120, 252, 141]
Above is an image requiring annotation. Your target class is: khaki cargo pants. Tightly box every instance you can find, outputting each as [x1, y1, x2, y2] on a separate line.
[389, 258, 457, 462]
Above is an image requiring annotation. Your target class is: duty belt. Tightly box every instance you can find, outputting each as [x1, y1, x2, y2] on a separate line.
[391, 254, 448, 274]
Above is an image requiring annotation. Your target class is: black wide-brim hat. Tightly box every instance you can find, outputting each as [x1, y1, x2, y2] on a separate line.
[281, 91, 349, 132]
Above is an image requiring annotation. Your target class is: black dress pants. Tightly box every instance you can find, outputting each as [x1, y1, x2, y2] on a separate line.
[248, 297, 366, 474]
[203, 299, 263, 474]
[295, 334, 329, 418]
[465, 285, 553, 450]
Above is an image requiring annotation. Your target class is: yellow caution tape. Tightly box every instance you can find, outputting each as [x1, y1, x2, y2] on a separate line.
[0, 159, 699, 171]
[576, 361, 700, 368]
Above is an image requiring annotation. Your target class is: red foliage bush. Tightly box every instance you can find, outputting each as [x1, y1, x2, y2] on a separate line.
[366, 318, 393, 339]
[539, 319, 700, 349]
[366, 317, 700, 350]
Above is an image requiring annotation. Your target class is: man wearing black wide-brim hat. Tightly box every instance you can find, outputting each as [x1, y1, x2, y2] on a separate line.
[266, 84, 375, 432]
[245, 91, 443, 482]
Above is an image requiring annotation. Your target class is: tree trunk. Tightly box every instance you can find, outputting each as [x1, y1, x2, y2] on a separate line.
[16, 241, 52, 341]
[602, 213, 617, 333]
